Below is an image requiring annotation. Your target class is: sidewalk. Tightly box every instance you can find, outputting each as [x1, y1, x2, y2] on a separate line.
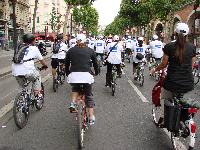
[0, 48, 52, 77]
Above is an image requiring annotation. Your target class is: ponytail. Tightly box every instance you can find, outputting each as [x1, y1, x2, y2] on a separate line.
[175, 33, 186, 64]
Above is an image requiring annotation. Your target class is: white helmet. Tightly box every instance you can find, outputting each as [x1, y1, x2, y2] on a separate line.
[153, 35, 158, 40]
[76, 34, 86, 43]
[113, 35, 119, 41]
[128, 35, 131, 39]
[175, 23, 189, 36]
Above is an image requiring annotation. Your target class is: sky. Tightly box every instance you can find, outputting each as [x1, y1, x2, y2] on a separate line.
[93, 0, 122, 27]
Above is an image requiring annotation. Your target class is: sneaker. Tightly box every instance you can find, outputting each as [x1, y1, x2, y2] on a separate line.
[105, 83, 111, 87]
[89, 115, 95, 125]
[133, 73, 137, 80]
[69, 102, 76, 113]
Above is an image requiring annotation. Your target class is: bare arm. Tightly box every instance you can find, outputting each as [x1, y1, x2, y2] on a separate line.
[39, 59, 47, 67]
[151, 54, 168, 74]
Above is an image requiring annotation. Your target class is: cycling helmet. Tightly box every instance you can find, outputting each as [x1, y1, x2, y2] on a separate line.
[153, 35, 158, 40]
[57, 34, 63, 40]
[138, 37, 144, 41]
[113, 35, 119, 41]
[175, 23, 189, 36]
[128, 35, 132, 39]
[23, 33, 35, 44]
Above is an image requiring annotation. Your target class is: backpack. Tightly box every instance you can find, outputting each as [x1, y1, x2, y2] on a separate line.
[53, 42, 61, 54]
[13, 43, 29, 64]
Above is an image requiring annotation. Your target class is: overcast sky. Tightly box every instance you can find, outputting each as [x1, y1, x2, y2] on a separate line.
[93, 0, 122, 27]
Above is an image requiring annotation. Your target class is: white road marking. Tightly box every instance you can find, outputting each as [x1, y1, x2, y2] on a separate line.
[127, 79, 149, 103]
[0, 73, 52, 119]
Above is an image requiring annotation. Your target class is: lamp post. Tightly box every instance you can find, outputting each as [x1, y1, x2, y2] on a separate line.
[12, 0, 17, 53]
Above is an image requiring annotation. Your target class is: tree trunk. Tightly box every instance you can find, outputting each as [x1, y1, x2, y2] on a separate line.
[63, 5, 72, 40]
[12, 0, 17, 53]
[32, 0, 38, 34]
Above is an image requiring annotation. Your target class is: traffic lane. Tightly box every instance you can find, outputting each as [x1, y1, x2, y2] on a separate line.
[0, 67, 172, 150]
[124, 62, 200, 149]
[0, 59, 51, 109]
[0, 56, 13, 69]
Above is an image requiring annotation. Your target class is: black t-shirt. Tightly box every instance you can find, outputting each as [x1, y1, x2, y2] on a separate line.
[65, 46, 98, 75]
[163, 42, 196, 93]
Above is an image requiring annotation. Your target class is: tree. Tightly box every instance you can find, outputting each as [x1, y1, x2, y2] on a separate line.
[32, 0, 38, 34]
[72, 5, 99, 35]
[49, 4, 62, 33]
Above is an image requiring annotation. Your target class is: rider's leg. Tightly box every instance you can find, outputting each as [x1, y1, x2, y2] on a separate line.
[84, 84, 95, 123]
[106, 63, 113, 86]
[116, 64, 122, 77]
[69, 84, 80, 111]
[51, 58, 58, 79]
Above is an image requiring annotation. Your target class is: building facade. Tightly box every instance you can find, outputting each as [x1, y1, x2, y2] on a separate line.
[29, 0, 71, 35]
[0, 0, 30, 50]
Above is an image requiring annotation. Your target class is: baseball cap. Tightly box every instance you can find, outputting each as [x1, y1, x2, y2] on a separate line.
[76, 34, 86, 43]
[153, 35, 158, 40]
[175, 23, 189, 36]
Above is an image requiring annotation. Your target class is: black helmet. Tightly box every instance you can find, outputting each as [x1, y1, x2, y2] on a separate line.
[57, 34, 63, 40]
[23, 33, 35, 44]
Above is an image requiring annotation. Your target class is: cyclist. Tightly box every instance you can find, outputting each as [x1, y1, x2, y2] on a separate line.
[88, 37, 95, 50]
[105, 35, 123, 87]
[12, 33, 48, 98]
[95, 35, 105, 62]
[51, 34, 68, 82]
[150, 23, 196, 127]
[132, 37, 147, 78]
[150, 35, 164, 65]
[66, 33, 98, 125]
[69, 34, 76, 48]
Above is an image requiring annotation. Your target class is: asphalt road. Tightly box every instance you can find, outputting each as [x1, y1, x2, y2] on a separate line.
[0, 62, 199, 150]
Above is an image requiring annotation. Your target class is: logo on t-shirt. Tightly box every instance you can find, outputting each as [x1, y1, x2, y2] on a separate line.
[155, 45, 162, 48]
[136, 47, 143, 52]
[97, 43, 102, 46]
[110, 46, 117, 52]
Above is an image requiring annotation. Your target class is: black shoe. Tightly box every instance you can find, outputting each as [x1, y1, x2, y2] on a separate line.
[105, 83, 111, 87]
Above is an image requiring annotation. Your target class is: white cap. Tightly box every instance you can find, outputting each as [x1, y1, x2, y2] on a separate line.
[138, 37, 144, 41]
[153, 35, 158, 40]
[113, 35, 119, 41]
[175, 23, 189, 36]
[76, 34, 86, 43]
[128, 36, 131, 39]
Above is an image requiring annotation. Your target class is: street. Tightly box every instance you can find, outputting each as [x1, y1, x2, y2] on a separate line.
[0, 61, 199, 150]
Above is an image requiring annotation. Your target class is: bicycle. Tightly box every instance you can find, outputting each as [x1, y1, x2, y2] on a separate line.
[152, 92, 200, 149]
[53, 60, 65, 92]
[134, 62, 145, 87]
[13, 67, 46, 129]
[70, 84, 89, 149]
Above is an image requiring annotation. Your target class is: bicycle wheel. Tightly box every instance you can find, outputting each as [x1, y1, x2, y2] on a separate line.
[13, 93, 29, 129]
[53, 78, 58, 92]
[60, 74, 65, 85]
[35, 83, 44, 110]
[77, 102, 85, 148]
[152, 105, 162, 126]
[111, 75, 115, 96]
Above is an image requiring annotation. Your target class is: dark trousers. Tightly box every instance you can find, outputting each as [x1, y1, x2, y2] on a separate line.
[106, 63, 121, 85]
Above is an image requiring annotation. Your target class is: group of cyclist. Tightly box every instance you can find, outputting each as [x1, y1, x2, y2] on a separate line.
[11, 22, 197, 128]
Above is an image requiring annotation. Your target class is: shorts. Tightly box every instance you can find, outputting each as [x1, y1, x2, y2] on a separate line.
[51, 58, 65, 69]
[70, 83, 94, 108]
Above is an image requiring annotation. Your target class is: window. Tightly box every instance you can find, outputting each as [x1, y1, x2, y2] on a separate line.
[37, 17, 39, 23]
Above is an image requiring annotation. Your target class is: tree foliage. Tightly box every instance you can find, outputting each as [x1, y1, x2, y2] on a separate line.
[49, 5, 62, 33]
[72, 5, 99, 34]
[64, 0, 95, 6]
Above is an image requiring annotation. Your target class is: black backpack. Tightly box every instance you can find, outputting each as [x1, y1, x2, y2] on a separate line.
[53, 41, 61, 54]
[13, 43, 30, 64]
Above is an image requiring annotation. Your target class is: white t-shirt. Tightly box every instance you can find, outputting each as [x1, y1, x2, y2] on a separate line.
[150, 40, 163, 58]
[67, 72, 94, 84]
[51, 42, 68, 59]
[69, 38, 76, 48]
[12, 46, 43, 76]
[106, 42, 123, 64]
[132, 44, 147, 63]
[88, 40, 95, 49]
[126, 39, 134, 50]
[95, 40, 105, 53]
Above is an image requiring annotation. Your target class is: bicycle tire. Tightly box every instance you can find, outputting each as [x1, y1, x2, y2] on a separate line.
[35, 83, 44, 110]
[139, 74, 144, 87]
[13, 93, 29, 129]
[77, 102, 84, 148]
[60, 74, 65, 85]
[53, 78, 58, 92]
[111, 78, 115, 96]
[152, 105, 162, 126]
[193, 69, 199, 85]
